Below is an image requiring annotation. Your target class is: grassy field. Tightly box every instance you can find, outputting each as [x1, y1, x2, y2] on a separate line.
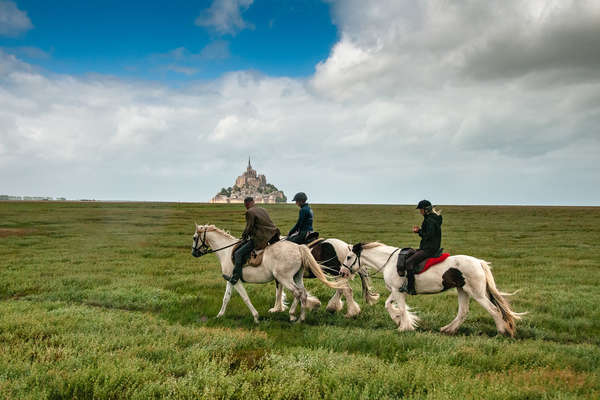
[1, 201, 599, 399]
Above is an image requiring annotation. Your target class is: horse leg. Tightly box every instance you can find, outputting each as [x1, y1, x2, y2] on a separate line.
[232, 282, 260, 324]
[293, 270, 309, 322]
[471, 293, 508, 335]
[384, 293, 401, 326]
[216, 281, 233, 318]
[305, 292, 321, 310]
[440, 288, 470, 334]
[275, 275, 306, 322]
[386, 288, 419, 331]
[358, 270, 380, 305]
[289, 297, 299, 321]
[342, 286, 361, 318]
[269, 281, 288, 313]
[326, 290, 344, 313]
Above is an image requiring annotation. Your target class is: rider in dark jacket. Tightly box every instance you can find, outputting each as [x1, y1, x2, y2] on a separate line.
[405, 200, 443, 295]
[287, 192, 314, 244]
[230, 197, 280, 284]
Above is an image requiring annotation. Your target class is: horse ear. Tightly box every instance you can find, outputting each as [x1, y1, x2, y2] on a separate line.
[195, 222, 198, 231]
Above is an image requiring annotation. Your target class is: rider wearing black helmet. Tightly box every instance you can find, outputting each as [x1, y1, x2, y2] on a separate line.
[404, 200, 443, 295]
[286, 192, 314, 244]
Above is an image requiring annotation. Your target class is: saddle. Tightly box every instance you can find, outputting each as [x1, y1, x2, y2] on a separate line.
[230, 243, 265, 267]
[305, 231, 320, 243]
[396, 248, 446, 276]
[307, 237, 325, 248]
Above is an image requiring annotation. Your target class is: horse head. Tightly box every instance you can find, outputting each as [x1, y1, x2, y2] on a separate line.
[192, 224, 238, 258]
[191, 224, 211, 258]
[342, 243, 364, 275]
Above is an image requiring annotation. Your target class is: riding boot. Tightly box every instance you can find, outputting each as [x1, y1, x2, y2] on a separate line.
[230, 261, 243, 285]
[230, 240, 253, 284]
[407, 269, 417, 295]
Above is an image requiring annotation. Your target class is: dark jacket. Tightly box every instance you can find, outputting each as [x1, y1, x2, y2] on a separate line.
[288, 203, 313, 236]
[242, 206, 280, 249]
[418, 213, 442, 253]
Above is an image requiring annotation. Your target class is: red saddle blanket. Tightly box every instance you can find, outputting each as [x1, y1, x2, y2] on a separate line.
[419, 253, 451, 274]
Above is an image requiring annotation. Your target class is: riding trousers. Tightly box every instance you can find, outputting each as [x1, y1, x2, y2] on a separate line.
[231, 240, 255, 284]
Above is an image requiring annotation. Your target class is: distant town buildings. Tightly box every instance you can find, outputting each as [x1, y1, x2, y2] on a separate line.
[210, 158, 287, 204]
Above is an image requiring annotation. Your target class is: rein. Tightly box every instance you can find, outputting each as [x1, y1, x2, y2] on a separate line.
[345, 247, 400, 279]
[193, 230, 241, 257]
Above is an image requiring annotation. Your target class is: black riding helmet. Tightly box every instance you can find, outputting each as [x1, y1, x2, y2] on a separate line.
[416, 199, 432, 209]
[292, 192, 308, 203]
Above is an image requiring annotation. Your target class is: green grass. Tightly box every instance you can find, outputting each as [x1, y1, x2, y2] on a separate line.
[1, 201, 599, 399]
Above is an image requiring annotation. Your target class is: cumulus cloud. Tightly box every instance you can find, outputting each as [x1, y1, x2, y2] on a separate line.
[1, 1, 599, 204]
[195, 0, 254, 36]
[0, 0, 32, 36]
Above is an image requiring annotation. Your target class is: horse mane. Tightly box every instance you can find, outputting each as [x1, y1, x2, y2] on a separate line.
[201, 225, 237, 240]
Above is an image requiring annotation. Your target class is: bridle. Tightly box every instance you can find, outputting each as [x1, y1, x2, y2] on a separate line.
[342, 252, 361, 273]
[192, 229, 241, 257]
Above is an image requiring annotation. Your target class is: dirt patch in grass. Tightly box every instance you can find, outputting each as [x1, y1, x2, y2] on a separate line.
[479, 368, 594, 392]
[227, 348, 268, 372]
[0, 228, 38, 237]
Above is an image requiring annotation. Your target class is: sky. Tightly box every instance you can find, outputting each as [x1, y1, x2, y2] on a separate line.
[1, 0, 599, 205]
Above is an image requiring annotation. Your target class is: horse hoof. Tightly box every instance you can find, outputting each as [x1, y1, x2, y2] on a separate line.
[268, 307, 281, 313]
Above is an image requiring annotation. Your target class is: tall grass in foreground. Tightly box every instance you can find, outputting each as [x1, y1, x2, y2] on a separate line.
[0, 202, 599, 399]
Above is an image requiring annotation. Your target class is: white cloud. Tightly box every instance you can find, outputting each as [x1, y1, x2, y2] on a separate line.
[0, 0, 32, 37]
[1, 1, 599, 205]
[195, 0, 254, 36]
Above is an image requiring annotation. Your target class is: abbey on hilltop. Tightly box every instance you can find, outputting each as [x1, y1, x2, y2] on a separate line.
[210, 158, 287, 204]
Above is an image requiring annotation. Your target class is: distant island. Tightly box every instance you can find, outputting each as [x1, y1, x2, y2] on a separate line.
[211, 158, 287, 204]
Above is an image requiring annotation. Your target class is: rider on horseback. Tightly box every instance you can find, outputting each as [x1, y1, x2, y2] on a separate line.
[404, 200, 443, 295]
[230, 197, 281, 284]
[286, 192, 314, 245]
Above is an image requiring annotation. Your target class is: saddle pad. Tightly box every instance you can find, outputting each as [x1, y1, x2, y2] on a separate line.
[418, 253, 450, 274]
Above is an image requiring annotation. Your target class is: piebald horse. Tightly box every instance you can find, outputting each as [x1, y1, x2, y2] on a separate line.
[192, 224, 347, 323]
[342, 242, 525, 337]
[273, 238, 380, 318]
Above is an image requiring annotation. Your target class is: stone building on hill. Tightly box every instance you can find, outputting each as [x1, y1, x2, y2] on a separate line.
[210, 158, 287, 204]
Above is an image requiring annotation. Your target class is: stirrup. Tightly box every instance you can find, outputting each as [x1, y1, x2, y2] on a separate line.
[398, 280, 416, 295]
[398, 281, 409, 293]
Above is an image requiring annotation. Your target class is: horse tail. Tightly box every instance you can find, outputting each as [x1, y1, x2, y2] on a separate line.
[299, 245, 348, 289]
[480, 260, 526, 337]
[358, 269, 380, 305]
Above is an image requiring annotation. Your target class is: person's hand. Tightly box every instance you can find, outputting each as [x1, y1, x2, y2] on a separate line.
[412, 225, 420, 233]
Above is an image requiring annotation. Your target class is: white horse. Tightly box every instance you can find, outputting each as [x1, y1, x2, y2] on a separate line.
[341, 242, 525, 337]
[191, 224, 347, 323]
[272, 238, 380, 318]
